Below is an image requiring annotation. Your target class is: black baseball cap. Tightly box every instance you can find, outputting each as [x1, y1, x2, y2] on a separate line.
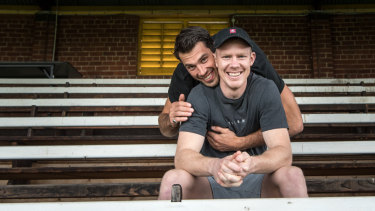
[213, 27, 253, 49]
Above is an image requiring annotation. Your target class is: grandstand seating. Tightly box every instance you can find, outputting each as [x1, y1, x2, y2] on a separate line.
[0, 78, 374, 201]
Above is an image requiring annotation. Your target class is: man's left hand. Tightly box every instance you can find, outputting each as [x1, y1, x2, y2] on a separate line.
[207, 126, 244, 151]
[233, 151, 253, 176]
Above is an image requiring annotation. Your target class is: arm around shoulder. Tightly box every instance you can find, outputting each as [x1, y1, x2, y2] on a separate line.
[280, 85, 304, 137]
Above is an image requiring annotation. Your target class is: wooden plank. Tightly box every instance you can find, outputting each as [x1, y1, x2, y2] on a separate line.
[0, 197, 374, 211]
[0, 197, 375, 211]
[0, 78, 373, 85]
[0, 182, 160, 199]
[0, 96, 374, 107]
[292, 141, 375, 155]
[301, 113, 375, 124]
[0, 86, 374, 94]
[1, 160, 374, 180]
[0, 78, 171, 85]
[0, 134, 174, 142]
[0, 98, 167, 107]
[293, 133, 375, 140]
[0, 144, 177, 160]
[289, 86, 375, 93]
[0, 114, 373, 128]
[295, 96, 375, 104]
[0, 116, 159, 127]
[0, 87, 169, 94]
[0, 165, 173, 180]
[306, 176, 375, 193]
[295, 160, 375, 176]
[0, 141, 374, 160]
[0, 178, 374, 199]
[284, 78, 375, 85]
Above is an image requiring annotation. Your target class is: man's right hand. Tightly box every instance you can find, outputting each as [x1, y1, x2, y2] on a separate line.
[212, 151, 244, 187]
[169, 94, 194, 125]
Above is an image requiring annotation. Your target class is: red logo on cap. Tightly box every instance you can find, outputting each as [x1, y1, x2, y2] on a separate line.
[230, 29, 236, 34]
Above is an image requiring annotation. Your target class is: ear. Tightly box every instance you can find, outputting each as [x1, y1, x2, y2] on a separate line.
[213, 53, 218, 68]
[249, 51, 256, 67]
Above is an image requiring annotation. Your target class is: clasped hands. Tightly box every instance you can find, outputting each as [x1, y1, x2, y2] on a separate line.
[213, 151, 253, 187]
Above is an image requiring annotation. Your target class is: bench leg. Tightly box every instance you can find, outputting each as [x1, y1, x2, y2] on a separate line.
[171, 184, 182, 202]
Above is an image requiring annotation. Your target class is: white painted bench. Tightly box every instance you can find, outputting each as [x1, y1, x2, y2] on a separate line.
[0, 78, 374, 200]
[0, 86, 374, 94]
[0, 196, 374, 211]
[0, 113, 373, 127]
[0, 78, 373, 85]
[0, 96, 374, 107]
[0, 78, 172, 85]
[0, 141, 374, 160]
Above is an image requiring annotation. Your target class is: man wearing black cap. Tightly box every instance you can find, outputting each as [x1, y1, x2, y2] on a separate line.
[158, 26, 303, 154]
[158, 27, 308, 199]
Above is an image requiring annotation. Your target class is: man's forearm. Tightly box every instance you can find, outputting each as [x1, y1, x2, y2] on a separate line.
[158, 113, 179, 137]
[250, 145, 292, 174]
[239, 130, 265, 150]
[175, 148, 218, 177]
[244, 128, 292, 174]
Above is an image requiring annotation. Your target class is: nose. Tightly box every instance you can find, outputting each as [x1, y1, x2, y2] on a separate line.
[229, 58, 240, 68]
[196, 64, 207, 76]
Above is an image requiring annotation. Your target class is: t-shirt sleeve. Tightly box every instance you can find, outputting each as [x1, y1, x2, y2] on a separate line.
[179, 85, 209, 137]
[258, 81, 288, 132]
[250, 41, 285, 93]
[168, 63, 195, 103]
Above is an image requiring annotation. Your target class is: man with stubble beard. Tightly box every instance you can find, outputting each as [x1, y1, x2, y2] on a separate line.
[158, 26, 303, 154]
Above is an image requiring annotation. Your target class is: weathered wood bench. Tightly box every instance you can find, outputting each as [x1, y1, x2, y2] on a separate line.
[0, 141, 374, 199]
[0, 96, 374, 118]
[0, 78, 374, 201]
[0, 113, 374, 200]
[0, 86, 373, 95]
[0, 78, 373, 86]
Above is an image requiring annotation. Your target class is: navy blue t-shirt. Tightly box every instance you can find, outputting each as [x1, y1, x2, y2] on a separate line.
[180, 73, 288, 158]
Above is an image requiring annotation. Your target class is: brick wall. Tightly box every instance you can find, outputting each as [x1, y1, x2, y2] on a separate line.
[1, 13, 374, 78]
[236, 16, 312, 78]
[0, 15, 34, 61]
[236, 14, 375, 79]
[331, 15, 375, 78]
[56, 15, 140, 78]
[310, 14, 334, 78]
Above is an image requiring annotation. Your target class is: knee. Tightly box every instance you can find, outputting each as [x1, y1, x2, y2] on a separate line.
[161, 169, 191, 185]
[282, 166, 306, 185]
[158, 169, 192, 200]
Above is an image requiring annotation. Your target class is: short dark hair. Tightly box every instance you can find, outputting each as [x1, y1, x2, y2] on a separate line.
[173, 26, 215, 61]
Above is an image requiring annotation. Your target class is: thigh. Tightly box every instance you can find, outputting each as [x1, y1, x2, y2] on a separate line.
[186, 175, 213, 199]
[261, 173, 282, 198]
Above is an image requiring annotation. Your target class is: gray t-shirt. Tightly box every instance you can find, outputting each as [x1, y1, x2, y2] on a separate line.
[180, 73, 288, 158]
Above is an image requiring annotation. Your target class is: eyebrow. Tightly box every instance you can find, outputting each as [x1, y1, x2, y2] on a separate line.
[184, 53, 209, 67]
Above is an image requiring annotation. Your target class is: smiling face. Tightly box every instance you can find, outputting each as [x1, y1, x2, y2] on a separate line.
[179, 42, 219, 87]
[214, 38, 255, 99]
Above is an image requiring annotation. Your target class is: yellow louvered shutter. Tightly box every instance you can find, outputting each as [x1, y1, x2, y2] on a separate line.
[138, 19, 229, 76]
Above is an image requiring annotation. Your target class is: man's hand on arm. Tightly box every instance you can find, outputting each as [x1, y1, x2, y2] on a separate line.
[207, 127, 264, 151]
[280, 85, 304, 137]
[158, 94, 194, 137]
